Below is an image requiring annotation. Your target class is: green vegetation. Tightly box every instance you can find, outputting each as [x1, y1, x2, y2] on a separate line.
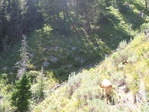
[33, 33, 149, 112]
[0, 0, 148, 81]
[0, 0, 149, 112]
[11, 73, 31, 112]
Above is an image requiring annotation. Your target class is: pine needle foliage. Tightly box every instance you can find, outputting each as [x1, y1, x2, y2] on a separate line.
[11, 73, 31, 112]
[16, 35, 29, 79]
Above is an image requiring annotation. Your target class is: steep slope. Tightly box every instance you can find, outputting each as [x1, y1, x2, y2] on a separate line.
[0, 1, 149, 111]
[0, 0, 148, 82]
[33, 33, 149, 112]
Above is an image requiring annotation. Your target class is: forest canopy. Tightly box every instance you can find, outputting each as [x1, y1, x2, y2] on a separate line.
[0, 0, 148, 52]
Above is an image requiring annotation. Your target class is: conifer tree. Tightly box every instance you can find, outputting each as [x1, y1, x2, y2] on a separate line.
[11, 73, 31, 112]
[16, 35, 29, 79]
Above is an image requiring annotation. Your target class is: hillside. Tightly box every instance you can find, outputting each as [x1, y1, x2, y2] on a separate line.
[0, 0, 148, 81]
[0, 0, 149, 112]
[33, 33, 149, 112]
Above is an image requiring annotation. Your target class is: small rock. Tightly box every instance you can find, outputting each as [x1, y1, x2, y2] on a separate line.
[0, 95, 4, 99]
[71, 47, 77, 51]
[117, 80, 125, 87]
[49, 56, 58, 62]
[2, 67, 7, 70]
[29, 53, 34, 57]
[55, 46, 59, 51]
[9, 72, 13, 75]
[43, 61, 49, 67]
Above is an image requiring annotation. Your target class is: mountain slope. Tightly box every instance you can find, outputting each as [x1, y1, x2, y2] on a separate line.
[0, 1, 149, 111]
[0, 0, 148, 82]
[33, 33, 149, 112]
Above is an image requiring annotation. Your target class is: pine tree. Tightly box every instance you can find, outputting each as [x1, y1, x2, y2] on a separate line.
[16, 35, 29, 79]
[11, 73, 31, 112]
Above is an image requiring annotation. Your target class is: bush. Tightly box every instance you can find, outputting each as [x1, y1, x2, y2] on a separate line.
[28, 71, 40, 83]
[34, 68, 44, 102]
[0, 79, 14, 112]
[117, 40, 128, 50]
[67, 72, 82, 98]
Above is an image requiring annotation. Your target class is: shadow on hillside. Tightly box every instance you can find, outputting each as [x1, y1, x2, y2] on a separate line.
[1, 2, 146, 82]
[0, 45, 20, 81]
[49, 35, 106, 81]
[118, 6, 145, 30]
[131, 2, 149, 16]
[50, 5, 143, 81]
[91, 10, 132, 49]
[121, 11, 145, 30]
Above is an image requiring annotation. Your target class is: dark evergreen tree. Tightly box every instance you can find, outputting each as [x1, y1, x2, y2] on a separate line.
[11, 73, 31, 112]
[23, 0, 44, 33]
[38, 0, 71, 34]
[0, 0, 43, 52]
[0, 0, 24, 52]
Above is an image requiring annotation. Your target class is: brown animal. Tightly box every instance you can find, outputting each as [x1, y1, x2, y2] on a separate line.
[100, 79, 113, 104]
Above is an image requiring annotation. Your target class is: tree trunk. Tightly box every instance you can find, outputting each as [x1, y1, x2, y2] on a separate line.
[63, 0, 68, 21]
[76, 0, 79, 19]
[145, 0, 148, 10]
